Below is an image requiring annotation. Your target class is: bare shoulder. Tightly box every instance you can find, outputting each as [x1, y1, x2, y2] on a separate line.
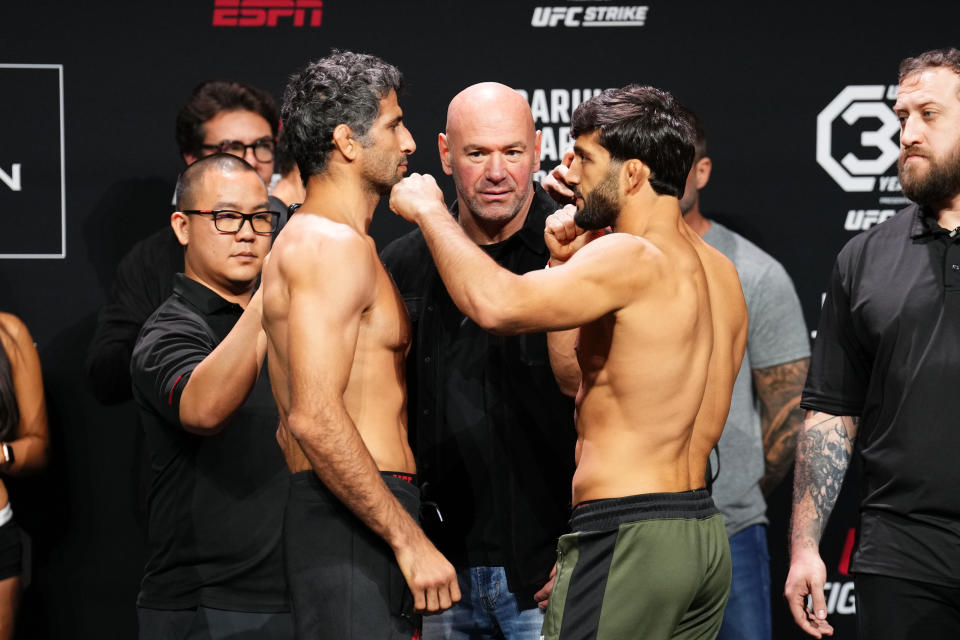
[572, 231, 666, 273]
[273, 215, 375, 279]
[693, 236, 748, 327]
[0, 312, 32, 355]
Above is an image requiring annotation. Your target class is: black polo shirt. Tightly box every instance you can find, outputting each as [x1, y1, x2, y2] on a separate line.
[131, 274, 289, 611]
[803, 203, 960, 587]
[381, 186, 577, 608]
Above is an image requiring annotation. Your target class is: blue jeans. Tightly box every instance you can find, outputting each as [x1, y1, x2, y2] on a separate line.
[422, 566, 544, 640]
[717, 524, 772, 640]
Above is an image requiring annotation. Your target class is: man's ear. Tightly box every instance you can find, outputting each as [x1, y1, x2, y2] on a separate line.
[332, 124, 360, 161]
[622, 159, 651, 194]
[171, 211, 190, 247]
[694, 156, 712, 190]
[183, 152, 198, 166]
[438, 132, 453, 176]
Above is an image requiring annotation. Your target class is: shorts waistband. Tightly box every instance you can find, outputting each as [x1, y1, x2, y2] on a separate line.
[289, 469, 420, 509]
[570, 489, 718, 532]
[381, 470, 417, 485]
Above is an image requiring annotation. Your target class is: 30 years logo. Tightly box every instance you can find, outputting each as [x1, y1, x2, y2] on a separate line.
[816, 85, 900, 193]
[816, 85, 907, 231]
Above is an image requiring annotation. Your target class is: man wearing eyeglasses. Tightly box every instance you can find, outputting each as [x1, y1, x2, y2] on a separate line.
[87, 79, 287, 406]
[130, 153, 292, 639]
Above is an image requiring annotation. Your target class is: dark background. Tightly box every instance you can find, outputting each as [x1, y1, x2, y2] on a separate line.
[1, 0, 956, 636]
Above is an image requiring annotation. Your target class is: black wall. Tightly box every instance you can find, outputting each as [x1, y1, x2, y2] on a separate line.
[2, 1, 957, 636]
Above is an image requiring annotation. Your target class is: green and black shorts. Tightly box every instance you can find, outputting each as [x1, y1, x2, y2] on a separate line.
[541, 489, 730, 640]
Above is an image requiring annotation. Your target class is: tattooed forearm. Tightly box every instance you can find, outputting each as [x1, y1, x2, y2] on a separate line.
[754, 357, 810, 496]
[790, 412, 857, 544]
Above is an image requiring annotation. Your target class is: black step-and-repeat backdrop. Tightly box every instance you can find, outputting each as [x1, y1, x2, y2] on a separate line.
[1, 1, 957, 637]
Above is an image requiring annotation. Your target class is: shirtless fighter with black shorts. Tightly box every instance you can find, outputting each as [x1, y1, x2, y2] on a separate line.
[261, 50, 460, 639]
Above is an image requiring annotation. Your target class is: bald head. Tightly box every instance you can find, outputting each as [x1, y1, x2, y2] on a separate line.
[174, 153, 263, 210]
[439, 83, 541, 239]
[445, 82, 535, 140]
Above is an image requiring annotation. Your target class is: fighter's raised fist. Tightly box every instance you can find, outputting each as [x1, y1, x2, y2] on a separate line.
[390, 173, 446, 224]
[544, 204, 601, 266]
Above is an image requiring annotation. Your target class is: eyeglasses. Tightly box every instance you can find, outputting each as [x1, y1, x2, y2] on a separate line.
[181, 210, 277, 235]
[199, 137, 276, 162]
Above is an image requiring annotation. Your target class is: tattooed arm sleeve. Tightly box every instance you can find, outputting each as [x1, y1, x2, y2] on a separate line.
[754, 357, 811, 496]
[789, 411, 858, 553]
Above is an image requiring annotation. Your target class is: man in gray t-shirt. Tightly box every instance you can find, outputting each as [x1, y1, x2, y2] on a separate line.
[680, 116, 810, 640]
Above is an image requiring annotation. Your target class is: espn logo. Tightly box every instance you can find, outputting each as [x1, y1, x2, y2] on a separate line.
[213, 0, 323, 27]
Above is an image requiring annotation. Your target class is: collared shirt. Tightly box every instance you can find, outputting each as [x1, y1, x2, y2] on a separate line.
[381, 185, 577, 608]
[131, 274, 289, 611]
[803, 203, 960, 587]
[87, 195, 287, 405]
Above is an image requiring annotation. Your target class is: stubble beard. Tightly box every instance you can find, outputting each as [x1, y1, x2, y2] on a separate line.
[362, 149, 405, 197]
[456, 174, 531, 226]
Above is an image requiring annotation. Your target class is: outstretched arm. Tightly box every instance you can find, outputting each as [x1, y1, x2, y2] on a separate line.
[390, 174, 642, 335]
[278, 232, 458, 614]
[784, 410, 857, 638]
[754, 357, 810, 496]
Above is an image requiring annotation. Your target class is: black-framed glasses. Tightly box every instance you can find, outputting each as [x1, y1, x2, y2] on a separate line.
[199, 137, 276, 162]
[181, 210, 277, 235]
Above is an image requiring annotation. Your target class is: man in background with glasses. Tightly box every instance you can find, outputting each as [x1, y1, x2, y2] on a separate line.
[130, 153, 292, 639]
[87, 79, 287, 405]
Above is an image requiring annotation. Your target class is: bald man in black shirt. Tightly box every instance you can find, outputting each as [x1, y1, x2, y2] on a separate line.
[131, 154, 291, 639]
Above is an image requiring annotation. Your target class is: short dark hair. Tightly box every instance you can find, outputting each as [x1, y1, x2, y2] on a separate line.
[174, 153, 260, 210]
[281, 50, 403, 181]
[571, 85, 696, 198]
[688, 109, 707, 161]
[899, 47, 960, 82]
[175, 80, 280, 157]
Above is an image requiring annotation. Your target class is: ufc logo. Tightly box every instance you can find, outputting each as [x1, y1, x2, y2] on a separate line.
[531, 7, 583, 27]
[213, 0, 323, 27]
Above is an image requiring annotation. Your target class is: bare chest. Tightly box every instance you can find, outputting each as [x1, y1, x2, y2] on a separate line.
[358, 265, 411, 355]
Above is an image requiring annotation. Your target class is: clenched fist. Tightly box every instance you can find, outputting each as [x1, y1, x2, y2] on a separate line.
[544, 205, 604, 266]
[389, 173, 447, 224]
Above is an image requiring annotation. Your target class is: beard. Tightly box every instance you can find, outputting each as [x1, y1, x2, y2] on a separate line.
[361, 150, 406, 196]
[899, 143, 960, 206]
[574, 167, 621, 230]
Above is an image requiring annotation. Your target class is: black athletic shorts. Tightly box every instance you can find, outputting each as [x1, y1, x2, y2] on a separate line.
[0, 516, 22, 581]
[284, 470, 421, 640]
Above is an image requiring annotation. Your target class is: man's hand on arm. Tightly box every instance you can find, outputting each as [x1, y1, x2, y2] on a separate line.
[784, 410, 857, 638]
[279, 234, 459, 614]
[178, 287, 267, 435]
[754, 357, 811, 496]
